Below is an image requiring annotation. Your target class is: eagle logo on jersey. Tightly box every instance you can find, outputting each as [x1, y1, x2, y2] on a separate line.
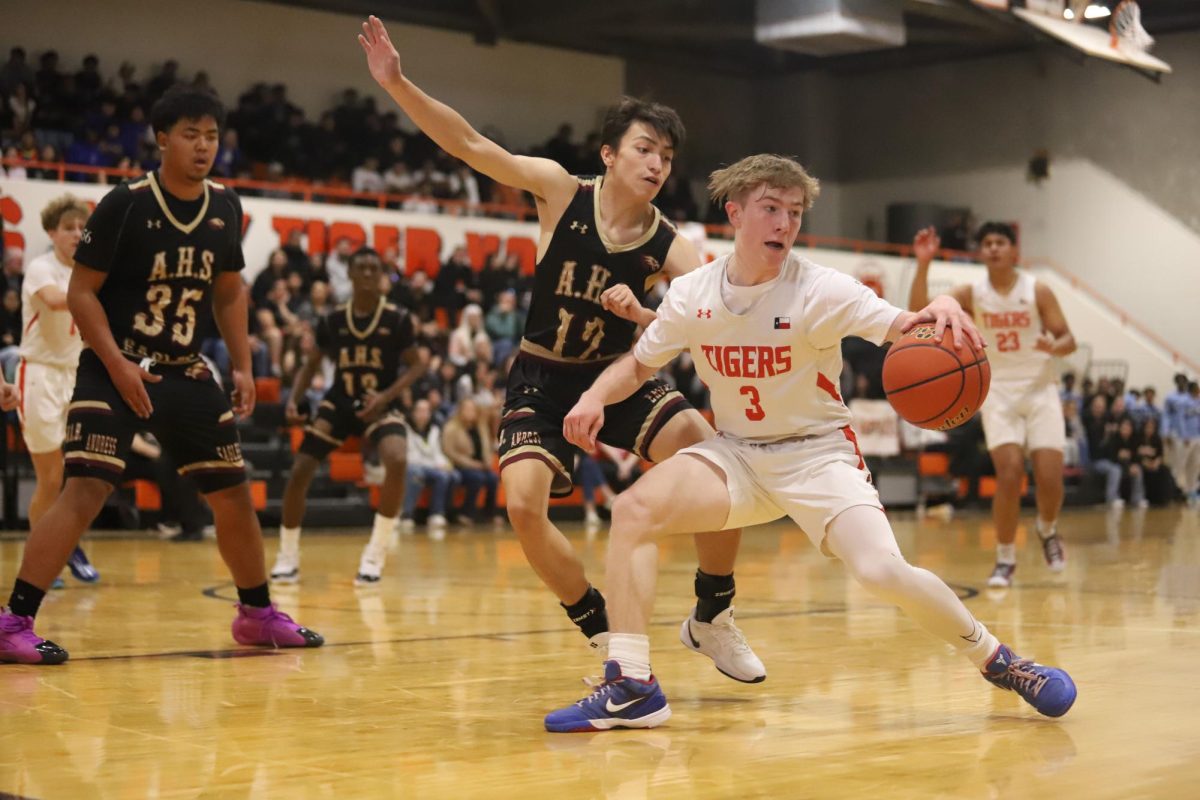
[208, 218, 226, 230]
[642, 255, 662, 274]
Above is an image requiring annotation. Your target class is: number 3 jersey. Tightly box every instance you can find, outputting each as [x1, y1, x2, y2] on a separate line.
[315, 299, 415, 402]
[970, 271, 1053, 387]
[72, 171, 245, 363]
[520, 175, 675, 364]
[634, 252, 901, 441]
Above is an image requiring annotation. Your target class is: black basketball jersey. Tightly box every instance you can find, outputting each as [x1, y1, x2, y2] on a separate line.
[316, 299, 415, 400]
[521, 175, 676, 363]
[73, 171, 245, 363]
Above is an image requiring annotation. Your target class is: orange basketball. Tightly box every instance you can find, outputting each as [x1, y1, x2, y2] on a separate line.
[882, 324, 990, 431]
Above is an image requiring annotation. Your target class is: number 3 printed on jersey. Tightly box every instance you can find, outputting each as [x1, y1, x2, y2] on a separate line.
[740, 385, 765, 421]
[132, 284, 204, 346]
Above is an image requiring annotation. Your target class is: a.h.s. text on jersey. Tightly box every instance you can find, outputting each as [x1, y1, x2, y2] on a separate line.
[316, 299, 415, 400]
[72, 171, 245, 363]
[520, 175, 675, 364]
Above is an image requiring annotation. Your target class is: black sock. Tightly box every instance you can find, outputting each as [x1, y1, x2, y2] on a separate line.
[562, 585, 608, 639]
[694, 570, 735, 623]
[237, 582, 271, 608]
[9, 579, 47, 619]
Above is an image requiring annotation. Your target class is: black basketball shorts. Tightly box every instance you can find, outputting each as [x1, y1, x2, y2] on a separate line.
[497, 352, 690, 497]
[297, 392, 407, 461]
[63, 350, 246, 494]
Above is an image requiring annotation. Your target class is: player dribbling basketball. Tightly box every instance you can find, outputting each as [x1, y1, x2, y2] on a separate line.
[544, 155, 1076, 732]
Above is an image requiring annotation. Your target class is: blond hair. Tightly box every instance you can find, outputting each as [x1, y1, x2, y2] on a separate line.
[707, 154, 820, 211]
[40, 194, 90, 233]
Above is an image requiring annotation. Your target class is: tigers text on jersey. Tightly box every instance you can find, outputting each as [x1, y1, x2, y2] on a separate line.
[316, 299, 415, 400]
[72, 171, 245, 363]
[520, 175, 674, 364]
[971, 271, 1053, 386]
[635, 253, 901, 440]
[19, 251, 82, 368]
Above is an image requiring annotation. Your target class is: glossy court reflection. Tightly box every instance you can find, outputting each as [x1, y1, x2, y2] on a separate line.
[2, 507, 1199, 798]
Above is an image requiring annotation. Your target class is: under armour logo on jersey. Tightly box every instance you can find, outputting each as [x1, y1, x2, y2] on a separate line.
[697, 309, 712, 319]
[146, 218, 162, 229]
[570, 221, 589, 235]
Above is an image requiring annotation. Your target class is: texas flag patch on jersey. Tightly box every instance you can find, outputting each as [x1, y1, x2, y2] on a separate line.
[774, 316, 791, 330]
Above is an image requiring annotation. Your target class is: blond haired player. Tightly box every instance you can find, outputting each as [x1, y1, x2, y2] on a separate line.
[17, 196, 99, 584]
[545, 155, 1076, 731]
[909, 223, 1075, 588]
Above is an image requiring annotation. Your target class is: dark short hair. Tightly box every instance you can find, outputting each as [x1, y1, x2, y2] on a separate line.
[150, 85, 225, 135]
[599, 96, 685, 154]
[976, 221, 1017, 245]
[349, 246, 382, 268]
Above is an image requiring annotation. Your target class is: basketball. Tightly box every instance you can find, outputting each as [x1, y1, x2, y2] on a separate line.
[882, 324, 990, 431]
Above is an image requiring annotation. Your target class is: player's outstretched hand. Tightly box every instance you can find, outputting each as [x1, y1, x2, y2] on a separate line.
[359, 15, 403, 88]
[907, 295, 984, 352]
[1034, 332, 1056, 353]
[230, 368, 256, 419]
[600, 284, 644, 324]
[912, 226, 941, 265]
[0, 382, 18, 412]
[356, 391, 388, 422]
[284, 400, 306, 426]
[564, 394, 605, 450]
[111, 359, 162, 419]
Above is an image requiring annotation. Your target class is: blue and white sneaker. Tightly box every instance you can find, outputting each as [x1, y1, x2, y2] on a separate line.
[545, 660, 671, 733]
[983, 644, 1077, 718]
[67, 547, 99, 583]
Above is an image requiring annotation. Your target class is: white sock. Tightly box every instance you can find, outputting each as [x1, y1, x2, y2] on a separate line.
[279, 526, 301, 557]
[1036, 519, 1058, 540]
[368, 513, 396, 553]
[607, 633, 651, 681]
[996, 543, 1017, 565]
[956, 619, 1002, 670]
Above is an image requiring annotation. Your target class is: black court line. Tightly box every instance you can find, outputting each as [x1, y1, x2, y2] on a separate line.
[53, 580, 981, 664]
[0, 794, 40, 800]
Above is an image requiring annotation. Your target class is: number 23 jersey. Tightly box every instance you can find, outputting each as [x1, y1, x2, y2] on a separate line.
[73, 171, 245, 363]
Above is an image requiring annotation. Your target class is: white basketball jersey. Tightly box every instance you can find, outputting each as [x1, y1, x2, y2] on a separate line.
[635, 253, 900, 441]
[20, 251, 82, 369]
[971, 271, 1053, 386]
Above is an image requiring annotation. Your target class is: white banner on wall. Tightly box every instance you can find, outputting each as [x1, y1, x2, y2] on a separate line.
[1, 178, 953, 311]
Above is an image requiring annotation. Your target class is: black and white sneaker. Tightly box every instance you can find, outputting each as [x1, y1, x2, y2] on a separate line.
[987, 562, 1016, 588]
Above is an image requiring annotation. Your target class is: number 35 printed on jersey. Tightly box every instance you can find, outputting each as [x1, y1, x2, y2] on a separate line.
[132, 284, 204, 346]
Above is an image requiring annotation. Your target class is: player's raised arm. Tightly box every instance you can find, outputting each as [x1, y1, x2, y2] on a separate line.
[908, 226, 971, 314]
[358, 15, 574, 204]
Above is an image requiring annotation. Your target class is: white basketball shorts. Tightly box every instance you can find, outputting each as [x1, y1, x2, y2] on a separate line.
[678, 426, 882, 554]
[17, 360, 77, 454]
[980, 381, 1065, 452]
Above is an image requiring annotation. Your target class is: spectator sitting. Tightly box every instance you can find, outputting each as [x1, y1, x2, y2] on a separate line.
[1138, 416, 1169, 506]
[1095, 416, 1146, 510]
[401, 181, 439, 214]
[485, 289, 524, 365]
[441, 397, 499, 526]
[447, 165, 480, 212]
[447, 303, 488, 368]
[433, 246, 479, 319]
[351, 155, 385, 195]
[324, 237, 354, 302]
[295, 279, 333, 326]
[251, 248, 292, 308]
[1060, 372, 1083, 415]
[1082, 393, 1110, 468]
[0, 287, 22, 379]
[384, 159, 414, 195]
[399, 398, 457, 533]
[1063, 399, 1086, 469]
[1134, 386, 1162, 427]
[213, 129, 246, 178]
[3, 246, 24, 293]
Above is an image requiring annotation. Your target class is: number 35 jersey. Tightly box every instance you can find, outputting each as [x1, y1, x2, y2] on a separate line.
[73, 171, 245, 363]
[520, 175, 675, 364]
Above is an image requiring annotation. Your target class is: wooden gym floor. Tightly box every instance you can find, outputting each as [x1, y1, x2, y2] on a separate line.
[1, 507, 1199, 799]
